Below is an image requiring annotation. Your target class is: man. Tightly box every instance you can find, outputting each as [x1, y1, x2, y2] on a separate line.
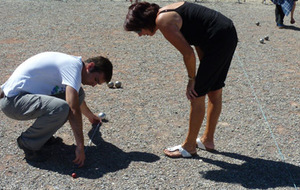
[0, 52, 113, 167]
[272, 0, 297, 28]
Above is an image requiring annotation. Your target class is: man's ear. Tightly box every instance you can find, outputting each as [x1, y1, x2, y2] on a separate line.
[86, 62, 95, 72]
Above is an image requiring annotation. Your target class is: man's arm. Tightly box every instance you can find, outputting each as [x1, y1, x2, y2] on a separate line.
[65, 85, 85, 167]
[80, 100, 101, 124]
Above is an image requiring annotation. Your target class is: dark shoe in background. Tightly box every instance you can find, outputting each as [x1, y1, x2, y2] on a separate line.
[277, 23, 285, 29]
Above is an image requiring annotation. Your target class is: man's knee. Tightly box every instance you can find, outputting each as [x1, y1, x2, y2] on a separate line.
[52, 101, 70, 122]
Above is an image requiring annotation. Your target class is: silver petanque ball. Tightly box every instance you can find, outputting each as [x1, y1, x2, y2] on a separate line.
[256, 22, 260, 26]
[107, 81, 114, 88]
[259, 38, 264, 44]
[115, 81, 122, 88]
[98, 112, 106, 120]
[264, 35, 269, 41]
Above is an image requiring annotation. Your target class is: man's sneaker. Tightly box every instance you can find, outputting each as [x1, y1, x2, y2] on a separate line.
[17, 136, 48, 162]
[277, 23, 285, 29]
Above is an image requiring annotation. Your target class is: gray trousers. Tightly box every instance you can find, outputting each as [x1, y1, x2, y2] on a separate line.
[0, 88, 85, 150]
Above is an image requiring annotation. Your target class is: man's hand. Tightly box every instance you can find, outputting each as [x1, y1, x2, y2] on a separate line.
[88, 114, 101, 124]
[73, 145, 85, 167]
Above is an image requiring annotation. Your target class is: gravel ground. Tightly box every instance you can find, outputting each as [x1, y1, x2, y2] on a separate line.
[0, 0, 299, 189]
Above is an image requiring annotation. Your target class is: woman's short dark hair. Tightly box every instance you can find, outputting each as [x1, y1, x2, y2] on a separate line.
[124, 2, 160, 32]
[85, 56, 113, 83]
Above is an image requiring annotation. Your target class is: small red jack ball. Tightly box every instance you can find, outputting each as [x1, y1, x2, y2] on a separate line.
[72, 172, 77, 178]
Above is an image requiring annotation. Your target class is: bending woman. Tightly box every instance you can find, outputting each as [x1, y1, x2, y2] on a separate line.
[124, 1, 238, 158]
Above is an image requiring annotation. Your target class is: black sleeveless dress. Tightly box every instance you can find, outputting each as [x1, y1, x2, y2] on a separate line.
[159, 2, 238, 96]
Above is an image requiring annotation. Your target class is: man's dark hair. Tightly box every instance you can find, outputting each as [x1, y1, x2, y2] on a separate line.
[85, 56, 113, 83]
[124, 2, 160, 32]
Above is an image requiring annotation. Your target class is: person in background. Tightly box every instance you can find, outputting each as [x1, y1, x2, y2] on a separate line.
[272, 0, 297, 28]
[124, 2, 238, 158]
[0, 52, 113, 166]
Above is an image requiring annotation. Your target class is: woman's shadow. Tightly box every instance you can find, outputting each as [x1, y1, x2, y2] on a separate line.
[196, 151, 300, 189]
[27, 123, 160, 179]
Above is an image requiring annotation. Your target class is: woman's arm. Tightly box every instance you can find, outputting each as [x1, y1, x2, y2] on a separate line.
[195, 46, 204, 61]
[156, 14, 198, 99]
[157, 22, 196, 78]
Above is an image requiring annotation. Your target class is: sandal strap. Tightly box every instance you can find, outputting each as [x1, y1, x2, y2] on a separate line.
[167, 145, 181, 151]
[167, 145, 192, 157]
[196, 138, 206, 150]
[178, 146, 192, 157]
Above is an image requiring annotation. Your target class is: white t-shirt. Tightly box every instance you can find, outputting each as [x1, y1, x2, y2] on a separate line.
[1, 52, 83, 97]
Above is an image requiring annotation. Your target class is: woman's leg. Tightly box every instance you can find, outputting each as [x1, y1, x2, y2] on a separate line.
[200, 88, 222, 150]
[163, 95, 206, 157]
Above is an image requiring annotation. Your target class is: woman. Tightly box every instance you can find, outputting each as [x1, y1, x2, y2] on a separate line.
[124, 1, 238, 158]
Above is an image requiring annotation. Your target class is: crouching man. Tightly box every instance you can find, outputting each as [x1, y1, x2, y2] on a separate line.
[0, 52, 113, 167]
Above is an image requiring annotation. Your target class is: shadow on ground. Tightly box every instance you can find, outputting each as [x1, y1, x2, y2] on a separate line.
[283, 25, 300, 31]
[196, 151, 300, 189]
[27, 125, 160, 179]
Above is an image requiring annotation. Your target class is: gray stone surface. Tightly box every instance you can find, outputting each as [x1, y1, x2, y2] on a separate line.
[0, 0, 299, 189]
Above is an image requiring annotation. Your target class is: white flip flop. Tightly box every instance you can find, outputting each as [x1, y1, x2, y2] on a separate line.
[196, 138, 215, 152]
[165, 145, 194, 158]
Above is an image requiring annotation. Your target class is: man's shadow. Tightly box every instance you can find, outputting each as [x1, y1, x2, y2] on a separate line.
[196, 151, 300, 189]
[283, 25, 300, 31]
[27, 124, 160, 179]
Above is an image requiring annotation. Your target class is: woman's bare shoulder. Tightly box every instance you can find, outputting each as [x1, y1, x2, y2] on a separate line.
[159, 2, 185, 13]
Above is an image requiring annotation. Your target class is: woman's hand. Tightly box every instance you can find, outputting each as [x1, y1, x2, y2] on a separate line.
[186, 79, 198, 100]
